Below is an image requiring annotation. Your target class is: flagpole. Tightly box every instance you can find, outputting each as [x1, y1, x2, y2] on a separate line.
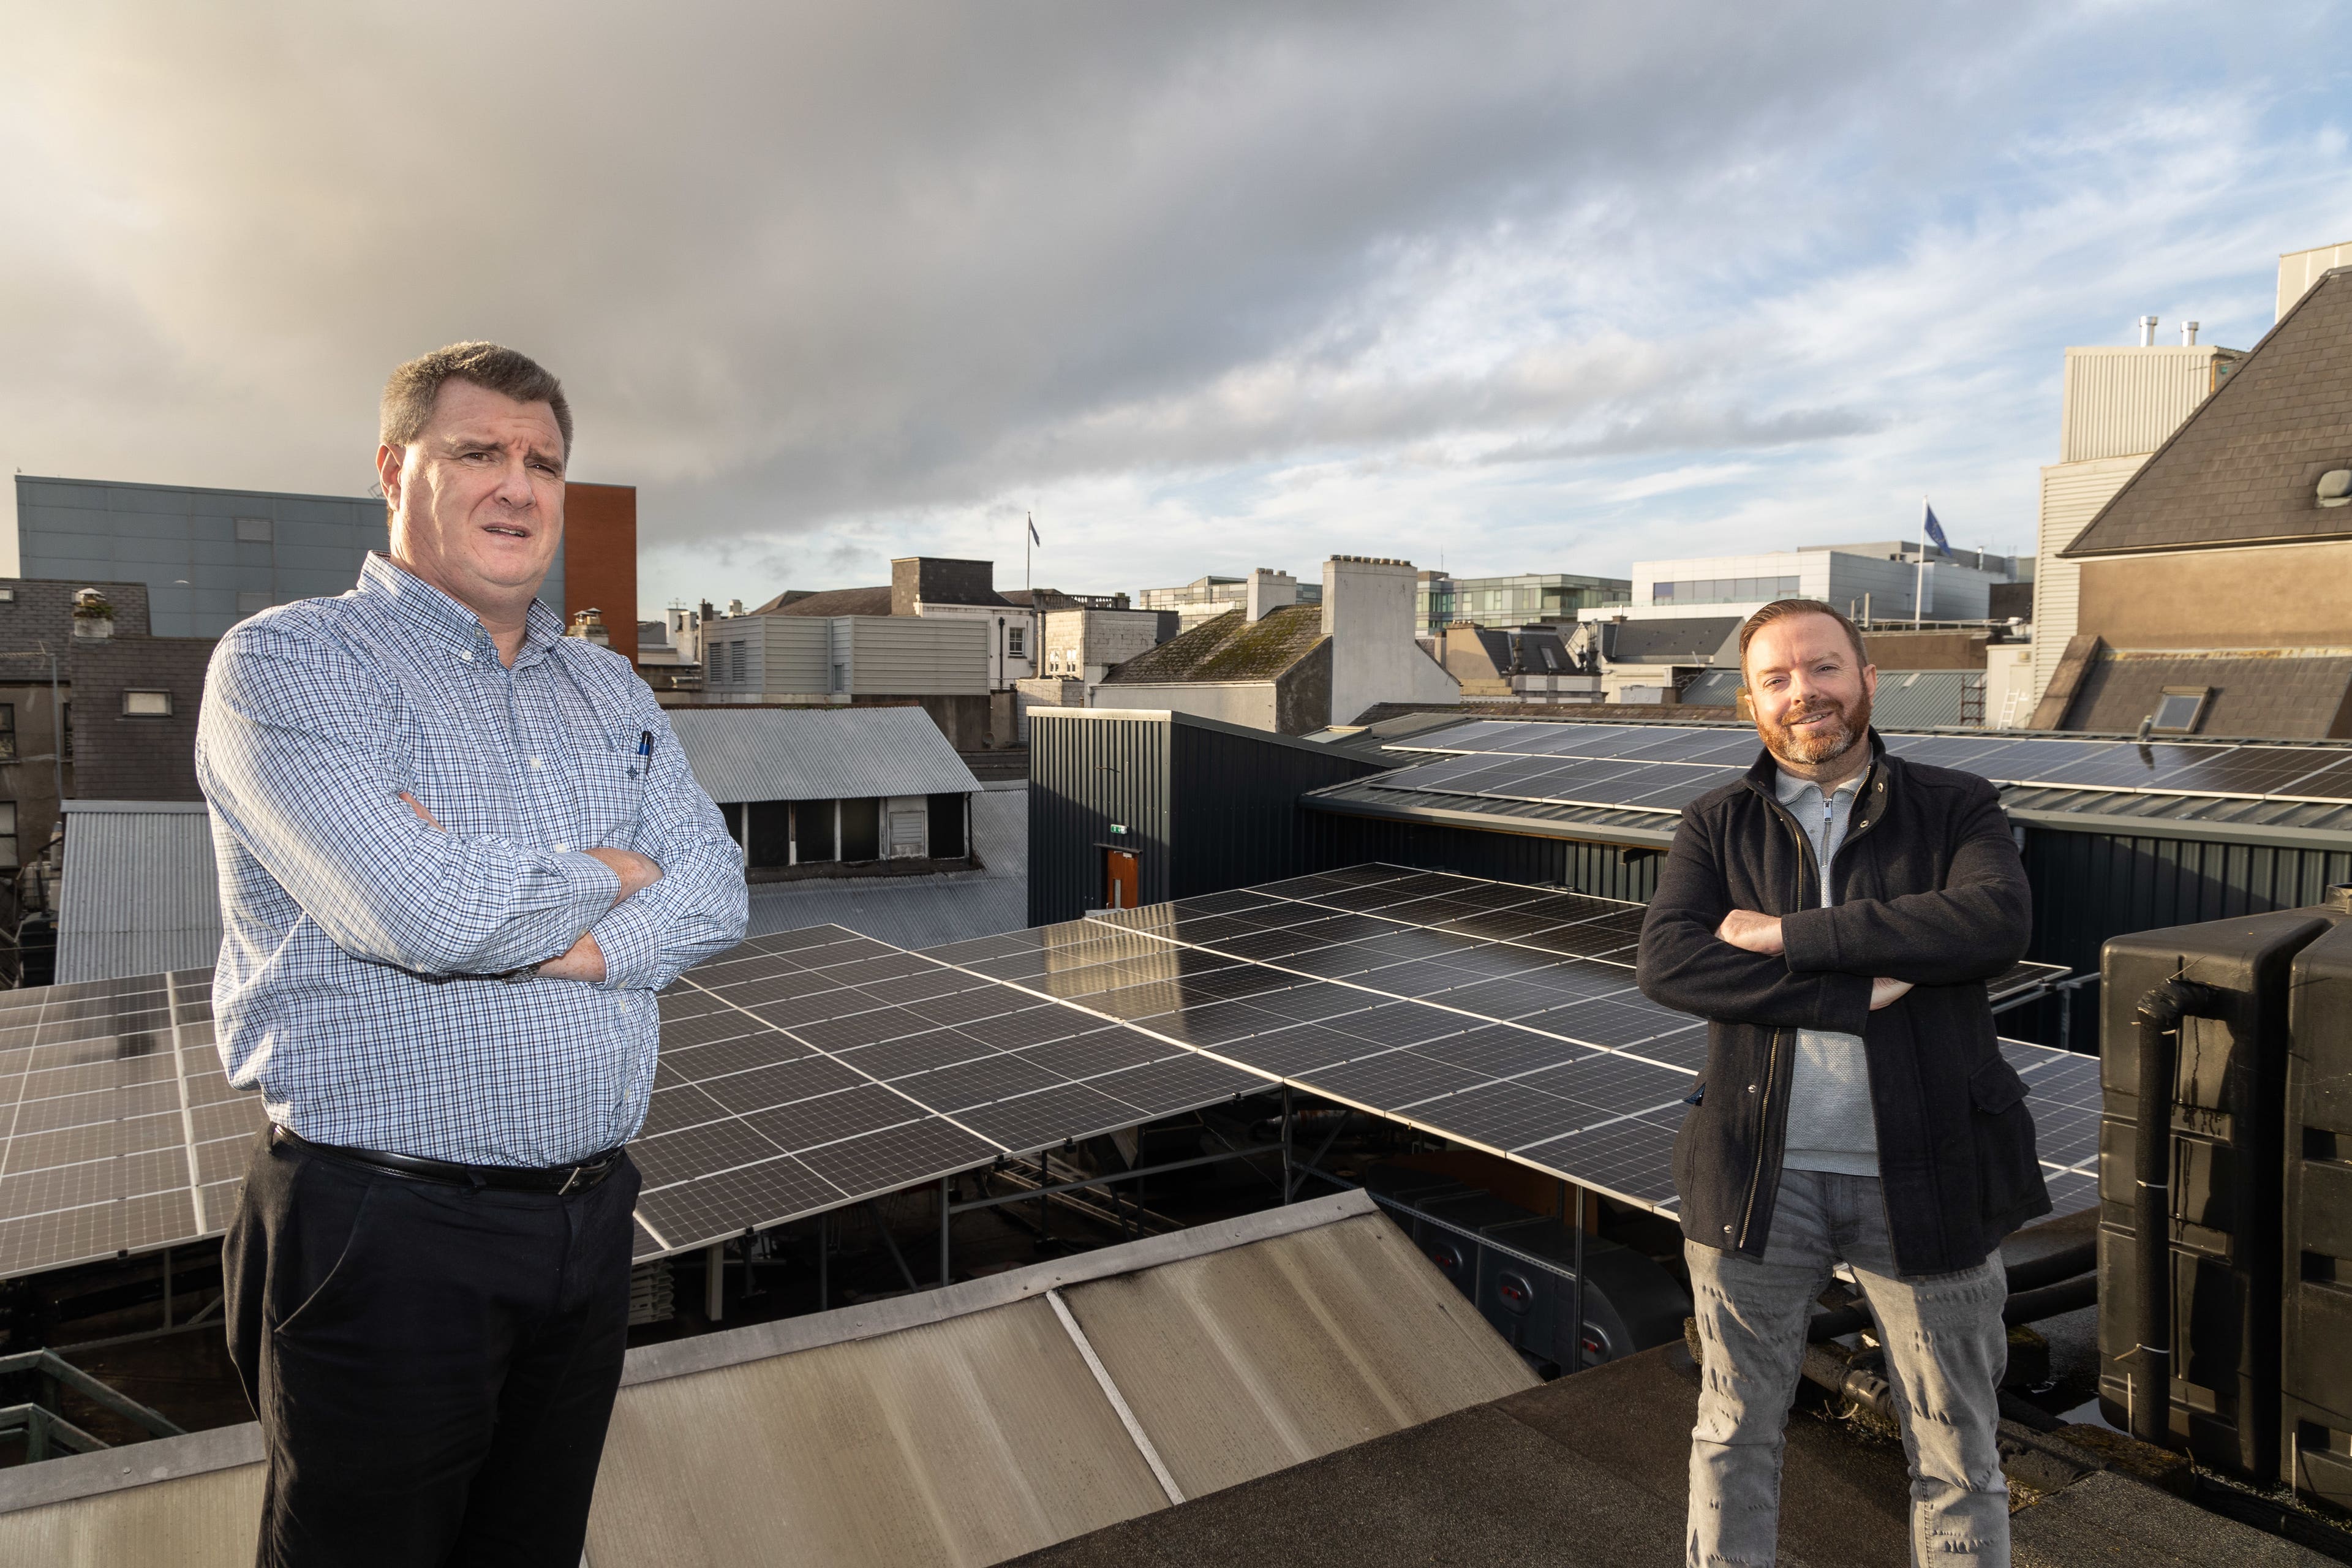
[1917, 496, 1926, 628]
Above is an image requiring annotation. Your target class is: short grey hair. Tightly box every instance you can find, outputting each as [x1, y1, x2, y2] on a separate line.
[380, 341, 572, 456]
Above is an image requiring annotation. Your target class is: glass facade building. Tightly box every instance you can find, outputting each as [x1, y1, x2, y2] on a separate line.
[1415, 572, 1630, 637]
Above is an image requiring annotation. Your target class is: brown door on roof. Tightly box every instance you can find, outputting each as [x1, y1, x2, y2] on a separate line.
[1104, 849, 1139, 910]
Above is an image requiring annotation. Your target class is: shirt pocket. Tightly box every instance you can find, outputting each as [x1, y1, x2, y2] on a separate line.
[567, 718, 652, 850]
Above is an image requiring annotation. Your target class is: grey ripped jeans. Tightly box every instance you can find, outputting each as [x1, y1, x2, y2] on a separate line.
[1685, 1169, 2010, 1567]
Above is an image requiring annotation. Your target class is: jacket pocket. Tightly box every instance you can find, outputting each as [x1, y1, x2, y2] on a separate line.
[1967, 1055, 2043, 1221]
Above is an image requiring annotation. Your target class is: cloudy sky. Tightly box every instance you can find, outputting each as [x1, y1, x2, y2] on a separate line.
[2, 2, 2346, 616]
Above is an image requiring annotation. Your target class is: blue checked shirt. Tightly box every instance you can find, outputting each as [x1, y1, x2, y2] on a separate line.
[196, 554, 747, 1167]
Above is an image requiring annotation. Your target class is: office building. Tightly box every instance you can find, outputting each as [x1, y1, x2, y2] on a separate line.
[1138, 571, 1322, 634]
[11, 476, 638, 658]
[1414, 571, 1630, 638]
[1627, 540, 2026, 625]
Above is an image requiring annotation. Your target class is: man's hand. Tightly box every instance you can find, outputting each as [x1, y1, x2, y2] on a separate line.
[1716, 908, 1785, 956]
[536, 930, 606, 984]
[1869, 976, 1913, 1011]
[587, 846, 662, 903]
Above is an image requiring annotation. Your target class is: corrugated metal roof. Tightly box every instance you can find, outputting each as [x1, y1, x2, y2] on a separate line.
[1868, 669, 1983, 729]
[668, 706, 981, 804]
[0, 1190, 1537, 1568]
[55, 802, 220, 984]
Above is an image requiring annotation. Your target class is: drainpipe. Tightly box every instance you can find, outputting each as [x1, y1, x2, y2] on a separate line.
[2130, 975, 2222, 1446]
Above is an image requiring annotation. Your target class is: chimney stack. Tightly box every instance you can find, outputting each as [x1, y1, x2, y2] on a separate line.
[2138, 315, 2159, 347]
[1244, 568, 1296, 622]
[2181, 320, 2199, 346]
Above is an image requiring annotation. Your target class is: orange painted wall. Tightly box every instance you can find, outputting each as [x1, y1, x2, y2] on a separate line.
[562, 482, 638, 665]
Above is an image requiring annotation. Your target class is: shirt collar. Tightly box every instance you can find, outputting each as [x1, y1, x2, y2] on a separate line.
[1774, 763, 1868, 806]
[356, 553, 567, 666]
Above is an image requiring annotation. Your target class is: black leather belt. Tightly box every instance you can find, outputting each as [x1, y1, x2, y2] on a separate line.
[271, 1125, 626, 1196]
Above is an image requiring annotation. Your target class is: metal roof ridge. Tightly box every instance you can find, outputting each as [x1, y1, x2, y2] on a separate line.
[617, 1188, 1377, 1390]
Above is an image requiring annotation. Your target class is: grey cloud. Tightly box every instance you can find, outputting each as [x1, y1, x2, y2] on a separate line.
[0, 0, 2335, 603]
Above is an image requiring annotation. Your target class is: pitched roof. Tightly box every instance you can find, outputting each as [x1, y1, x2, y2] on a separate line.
[2057, 649, 2352, 739]
[667, 706, 981, 801]
[753, 586, 895, 617]
[1098, 604, 1326, 684]
[1603, 616, 1742, 665]
[2063, 267, 2352, 557]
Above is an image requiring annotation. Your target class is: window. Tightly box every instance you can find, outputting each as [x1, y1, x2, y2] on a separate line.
[2150, 688, 2210, 734]
[1008, 626, 1026, 658]
[0, 704, 13, 762]
[123, 690, 173, 716]
[0, 802, 17, 870]
[236, 591, 272, 616]
[235, 516, 273, 543]
[729, 641, 747, 687]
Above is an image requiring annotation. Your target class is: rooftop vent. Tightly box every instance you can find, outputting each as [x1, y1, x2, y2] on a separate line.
[2181, 320, 2200, 346]
[2318, 469, 2352, 509]
[2138, 315, 2159, 347]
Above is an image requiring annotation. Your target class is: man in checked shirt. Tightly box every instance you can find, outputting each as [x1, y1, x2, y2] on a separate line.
[197, 342, 747, 1567]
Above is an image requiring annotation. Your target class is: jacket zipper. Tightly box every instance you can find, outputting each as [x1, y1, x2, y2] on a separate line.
[1731, 759, 1884, 1250]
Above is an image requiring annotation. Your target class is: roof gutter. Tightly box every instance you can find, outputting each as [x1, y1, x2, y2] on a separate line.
[2001, 804, 2352, 854]
[1300, 788, 1678, 850]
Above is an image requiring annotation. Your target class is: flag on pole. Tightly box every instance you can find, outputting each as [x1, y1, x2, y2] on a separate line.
[1922, 501, 1953, 559]
[1027, 513, 1042, 547]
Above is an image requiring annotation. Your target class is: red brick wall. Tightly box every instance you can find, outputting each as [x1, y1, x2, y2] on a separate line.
[563, 483, 638, 666]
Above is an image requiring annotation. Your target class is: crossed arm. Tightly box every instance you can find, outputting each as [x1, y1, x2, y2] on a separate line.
[197, 622, 746, 986]
[1634, 780, 2030, 1030]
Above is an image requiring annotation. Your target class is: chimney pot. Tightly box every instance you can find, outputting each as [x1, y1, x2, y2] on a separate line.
[2181, 320, 2199, 345]
[2138, 314, 2158, 347]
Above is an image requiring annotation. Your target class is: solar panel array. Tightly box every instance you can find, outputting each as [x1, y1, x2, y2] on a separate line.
[0, 864, 2097, 1283]
[636, 925, 1259, 1258]
[1077, 864, 2097, 1216]
[0, 968, 266, 1280]
[1374, 719, 2352, 815]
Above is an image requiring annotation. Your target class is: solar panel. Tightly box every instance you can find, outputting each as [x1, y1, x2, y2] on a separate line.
[0, 966, 265, 1280]
[1077, 865, 2098, 1220]
[1384, 718, 2352, 811]
[0, 869, 2106, 1284]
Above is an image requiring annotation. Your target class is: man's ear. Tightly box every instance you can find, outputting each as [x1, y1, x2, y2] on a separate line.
[375, 442, 404, 511]
[1861, 662, 1878, 697]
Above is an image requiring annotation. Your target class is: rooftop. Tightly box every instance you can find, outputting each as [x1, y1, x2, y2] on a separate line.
[1099, 604, 1326, 684]
[2064, 266, 2352, 558]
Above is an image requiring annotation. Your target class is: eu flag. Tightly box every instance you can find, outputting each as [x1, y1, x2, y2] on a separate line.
[1923, 502, 1953, 559]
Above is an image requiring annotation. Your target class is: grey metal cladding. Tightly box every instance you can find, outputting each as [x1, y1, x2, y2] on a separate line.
[56, 802, 222, 984]
[668, 706, 982, 804]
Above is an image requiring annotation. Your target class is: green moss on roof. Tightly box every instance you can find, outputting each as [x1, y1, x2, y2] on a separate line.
[1102, 604, 1327, 684]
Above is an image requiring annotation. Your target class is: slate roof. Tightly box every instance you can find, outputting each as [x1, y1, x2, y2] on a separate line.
[2060, 650, 2352, 739]
[1602, 617, 1743, 665]
[753, 586, 895, 617]
[2063, 266, 2352, 557]
[1099, 604, 1327, 684]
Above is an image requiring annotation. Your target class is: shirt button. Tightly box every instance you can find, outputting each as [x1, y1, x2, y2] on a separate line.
[458, 650, 474, 663]
[554, 843, 569, 853]
[529, 758, 543, 769]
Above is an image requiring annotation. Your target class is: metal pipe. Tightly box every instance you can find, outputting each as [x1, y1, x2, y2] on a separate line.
[1808, 1238, 2098, 1342]
[939, 1175, 951, 1287]
[2002, 1272, 2097, 1325]
[2130, 976, 2222, 1446]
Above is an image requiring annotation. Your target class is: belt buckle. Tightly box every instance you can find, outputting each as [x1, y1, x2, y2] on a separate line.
[556, 1152, 613, 1197]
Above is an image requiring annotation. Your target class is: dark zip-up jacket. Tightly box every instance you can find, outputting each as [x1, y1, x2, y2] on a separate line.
[1635, 731, 2046, 1276]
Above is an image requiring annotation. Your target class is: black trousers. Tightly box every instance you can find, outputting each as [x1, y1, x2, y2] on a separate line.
[224, 1129, 642, 1568]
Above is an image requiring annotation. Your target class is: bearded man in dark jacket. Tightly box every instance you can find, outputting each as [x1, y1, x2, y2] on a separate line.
[1637, 599, 2043, 1568]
